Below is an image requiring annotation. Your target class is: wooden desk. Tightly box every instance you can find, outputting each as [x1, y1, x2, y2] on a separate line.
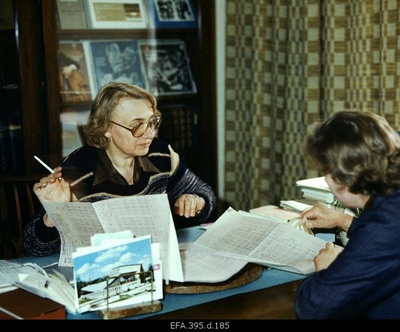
[148, 279, 302, 320]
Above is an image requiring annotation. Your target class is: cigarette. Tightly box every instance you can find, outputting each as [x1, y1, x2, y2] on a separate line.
[34, 155, 54, 174]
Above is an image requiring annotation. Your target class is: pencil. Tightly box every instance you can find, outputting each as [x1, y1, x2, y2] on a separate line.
[34, 155, 54, 174]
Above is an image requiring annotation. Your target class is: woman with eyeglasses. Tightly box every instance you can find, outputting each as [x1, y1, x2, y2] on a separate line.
[23, 82, 216, 257]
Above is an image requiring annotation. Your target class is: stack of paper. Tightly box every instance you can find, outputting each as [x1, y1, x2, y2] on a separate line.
[296, 177, 335, 203]
[0, 261, 76, 314]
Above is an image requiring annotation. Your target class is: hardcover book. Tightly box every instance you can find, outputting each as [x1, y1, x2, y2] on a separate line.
[56, 0, 88, 30]
[138, 39, 197, 96]
[86, 39, 147, 92]
[146, 0, 198, 29]
[7, 113, 24, 173]
[85, 0, 148, 29]
[58, 41, 95, 102]
[0, 115, 11, 174]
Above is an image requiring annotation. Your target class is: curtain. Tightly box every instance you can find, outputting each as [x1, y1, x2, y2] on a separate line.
[223, 0, 400, 212]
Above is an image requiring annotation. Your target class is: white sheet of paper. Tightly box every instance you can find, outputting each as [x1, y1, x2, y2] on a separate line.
[195, 207, 327, 274]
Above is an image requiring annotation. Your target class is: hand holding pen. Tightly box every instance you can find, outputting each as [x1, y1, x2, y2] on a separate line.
[34, 155, 63, 187]
[33, 156, 71, 203]
[34, 155, 56, 174]
[299, 202, 353, 232]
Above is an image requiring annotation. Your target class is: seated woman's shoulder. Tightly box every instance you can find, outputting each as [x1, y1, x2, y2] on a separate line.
[61, 145, 98, 168]
[149, 137, 171, 154]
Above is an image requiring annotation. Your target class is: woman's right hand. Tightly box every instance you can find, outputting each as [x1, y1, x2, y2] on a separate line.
[314, 241, 343, 271]
[33, 167, 72, 203]
[300, 202, 353, 231]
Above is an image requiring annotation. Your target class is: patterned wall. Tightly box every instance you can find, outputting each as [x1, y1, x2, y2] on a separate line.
[224, 0, 400, 212]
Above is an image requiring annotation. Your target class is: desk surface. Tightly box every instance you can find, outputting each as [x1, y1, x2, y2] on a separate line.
[149, 279, 303, 320]
[13, 226, 306, 320]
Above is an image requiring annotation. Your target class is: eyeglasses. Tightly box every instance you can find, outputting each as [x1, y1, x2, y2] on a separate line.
[110, 115, 162, 138]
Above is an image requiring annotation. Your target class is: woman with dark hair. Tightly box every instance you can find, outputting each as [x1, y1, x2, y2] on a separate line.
[295, 110, 400, 319]
[23, 82, 216, 256]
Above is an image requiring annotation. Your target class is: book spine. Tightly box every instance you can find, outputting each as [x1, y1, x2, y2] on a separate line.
[0, 115, 12, 174]
[8, 113, 24, 173]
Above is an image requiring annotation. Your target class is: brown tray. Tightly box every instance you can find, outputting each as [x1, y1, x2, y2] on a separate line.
[164, 263, 263, 294]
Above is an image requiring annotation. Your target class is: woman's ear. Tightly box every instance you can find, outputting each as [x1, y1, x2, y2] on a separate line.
[104, 132, 112, 138]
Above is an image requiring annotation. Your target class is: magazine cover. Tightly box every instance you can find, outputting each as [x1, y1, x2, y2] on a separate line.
[87, 39, 147, 92]
[56, 0, 88, 29]
[138, 39, 197, 96]
[60, 110, 90, 157]
[72, 235, 162, 313]
[85, 0, 148, 29]
[58, 41, 94, 102]
[146, 0, 198, 29]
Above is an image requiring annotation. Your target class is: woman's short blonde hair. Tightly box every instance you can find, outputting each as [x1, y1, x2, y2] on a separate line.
[83, 82, 161, 149]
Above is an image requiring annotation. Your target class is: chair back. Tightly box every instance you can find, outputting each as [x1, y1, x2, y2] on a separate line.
[0, 175, 43, 259]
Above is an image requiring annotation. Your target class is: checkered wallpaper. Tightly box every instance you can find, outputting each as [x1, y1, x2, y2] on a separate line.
[223, 0, 400, 211]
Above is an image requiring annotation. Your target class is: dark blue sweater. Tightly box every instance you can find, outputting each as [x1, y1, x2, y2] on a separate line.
[295, 189, 400, 319]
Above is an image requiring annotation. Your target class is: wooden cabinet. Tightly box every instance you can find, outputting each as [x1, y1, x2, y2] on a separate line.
[2, 0, 216, 192]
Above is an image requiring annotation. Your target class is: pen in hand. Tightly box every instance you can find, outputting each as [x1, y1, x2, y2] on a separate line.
[34, 155, 55, 174]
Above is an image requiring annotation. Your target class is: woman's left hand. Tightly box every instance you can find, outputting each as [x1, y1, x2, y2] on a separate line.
[314, 241, 343, 271]
[174, 194, 205, 218]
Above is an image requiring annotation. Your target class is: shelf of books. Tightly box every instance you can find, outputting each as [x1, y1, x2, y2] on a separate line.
[53, 0, 205, 172]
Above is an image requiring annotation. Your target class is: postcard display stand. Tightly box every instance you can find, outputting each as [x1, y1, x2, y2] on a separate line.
[99, 265, 261, 318]
[96, 271, 162, 320]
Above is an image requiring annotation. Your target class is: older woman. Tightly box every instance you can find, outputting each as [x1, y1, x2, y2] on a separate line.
[23, 82, 216, 256]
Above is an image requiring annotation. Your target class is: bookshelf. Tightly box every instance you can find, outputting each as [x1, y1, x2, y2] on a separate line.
[43, 0, 217, 189]
[0, 0, 217, 195]
[0, 1, 47, 178]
